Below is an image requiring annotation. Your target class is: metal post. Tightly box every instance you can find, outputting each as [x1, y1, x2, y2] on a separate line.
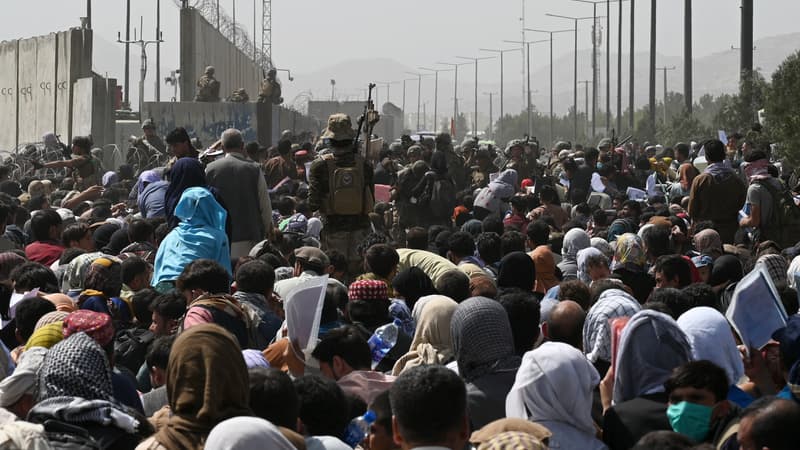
[606, 0, 611, 133]
[574, 21, 578, 142]
[659, 66, 676, 124]
[433, 72, 438, 132]
[417, 74, 422, 131]
[402, 80, 407, 130]
[580, 80, 591, 134]
[684, 0, 692, 113]
[527, 43, 532, 136]
[86, 0, 92, 28]
[593, 3, 597, 137]
[629, 0, 635, 130]
[474, 61, 478, 136]
[550, 35, 554, 144]
[156, 0, 161, 102]
[124, 0, 130, 107]
[216, 0, 220, 29]
[500, 52, 504, 141]
[617, 0, 623, 133]
[741, 0, 754, 119]
[649, 0, 657, 134]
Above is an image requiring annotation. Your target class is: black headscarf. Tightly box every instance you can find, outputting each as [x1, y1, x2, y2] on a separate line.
[709, 254, 744, 287]
[497, 251, 536, 292]
[392, 267, 437, 311]
[165, 157, 208, 229]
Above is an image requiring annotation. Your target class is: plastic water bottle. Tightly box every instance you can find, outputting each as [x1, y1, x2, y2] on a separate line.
[368, 319, 401, 369]
[343, 410, 376, 448]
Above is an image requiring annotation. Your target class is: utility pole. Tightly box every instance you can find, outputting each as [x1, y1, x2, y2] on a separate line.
[504, 39, 548, 138]
[658, 66, 676, 124]
[117, 18, 163, 114]
[456, 56, 494, 138]
[483, 92, 497, 139]
[606, 0, 611, 133]
[741, 0, 754, 120]
[649, 0, 657, 136]
[420, 68, 453, 134]
[86, 0, 92, 29]
[526, 28, 574, 145]
[580, 80, 591, 134]
[629, 0, 635, 130]
[479, 48, 518, 143]
[569, 1, 628, 137]
[123, 0, 131, 109]
[405, 72, 425, 132]
[684, 0, 692, 113]
[156, 0, 161, 102]
[545, 14, 597, 143]
[400, 78, 415, 131]
[617, 0, 623, 133]
[438, 61, 472, 137]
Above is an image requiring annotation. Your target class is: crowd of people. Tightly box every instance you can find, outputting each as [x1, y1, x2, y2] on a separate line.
[0, 113, 795, 450]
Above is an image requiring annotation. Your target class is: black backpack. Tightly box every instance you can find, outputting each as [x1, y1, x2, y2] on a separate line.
[752, 179, 800, 248]
[113, 327, 155, 374]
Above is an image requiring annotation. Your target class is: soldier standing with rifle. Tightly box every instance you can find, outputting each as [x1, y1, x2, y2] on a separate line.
[308, 88, 378, 279]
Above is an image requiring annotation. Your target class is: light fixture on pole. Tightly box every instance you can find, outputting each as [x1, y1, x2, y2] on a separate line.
[456, 56, 495, 138]
[525, 27, 574, 146]
[479, 47, 519, 143]
[545, 13, 597, 143]
[419, 67, 454, 133]
[275, 68, 293, 81]
[504, 39, 549, 137]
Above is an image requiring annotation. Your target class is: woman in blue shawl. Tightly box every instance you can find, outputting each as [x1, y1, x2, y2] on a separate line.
[152, 187, 231, 292]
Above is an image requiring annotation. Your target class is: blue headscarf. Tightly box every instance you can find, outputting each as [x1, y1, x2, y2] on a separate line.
[165, 158, 208, 229]
[152, 187, 231, 285]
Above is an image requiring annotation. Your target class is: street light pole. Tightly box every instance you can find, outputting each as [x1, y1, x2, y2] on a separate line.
[544, 14, 596, 143]
[658, 66, 676, 124]
[479, 48, 518, 143]
[420, 67, 454, 133]
[483, 92, 497, 139]
[438, 61, 472, 137]
[580, 80, 591, 133]
[526, 28, 574, 146]
[457, 56, 495, 138]
[505, 39, 549, 138]
[401, 78, 415, 131]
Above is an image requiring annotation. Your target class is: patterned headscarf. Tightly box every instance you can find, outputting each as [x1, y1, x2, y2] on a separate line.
[63, 311, 115, 347]
[348, 280, 389, 302]
[37, 332, 113, 402]
[611, 233, 647, 273]
[450, 297, 521, 382]
[577, 247, 606, 284]
[756, 254, 789, 289]
[582, 289, 641, 363]
[476, 431, 547, 450]
[34, 310, 69, 330]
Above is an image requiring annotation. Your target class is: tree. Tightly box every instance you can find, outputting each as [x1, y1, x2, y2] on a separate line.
[765, 50, 800, 166]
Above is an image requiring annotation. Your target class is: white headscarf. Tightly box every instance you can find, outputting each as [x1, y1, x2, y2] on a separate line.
[306, 217, 323, 240]
[613, 310, 692, 405]
[205, 417, 295, 450]
[506, 342, 599, 436]
[677, 307, 745, 385]
[788, 255, 800, 290]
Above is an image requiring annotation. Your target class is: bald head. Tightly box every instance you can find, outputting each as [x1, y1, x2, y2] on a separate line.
[544, 300, 586, 350]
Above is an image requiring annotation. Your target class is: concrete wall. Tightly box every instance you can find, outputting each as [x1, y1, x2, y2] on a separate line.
[179, 8, 262, 102]
[142, 101, 269, 149]
[0, 27, 107, 152]
[0, 40, 18, 152]
[273, 106, 323, 145]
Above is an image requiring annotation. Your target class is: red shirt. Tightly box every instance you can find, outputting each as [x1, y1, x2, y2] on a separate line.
[25, 241, 64, 266]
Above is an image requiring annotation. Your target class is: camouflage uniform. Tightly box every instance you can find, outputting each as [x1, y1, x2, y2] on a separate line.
[258, 69, 283, 104]
[227, 88, 250, 102]
[436, 133, 467, 191]
[195, 66, 220, 102]
[308, 114, 374, 277]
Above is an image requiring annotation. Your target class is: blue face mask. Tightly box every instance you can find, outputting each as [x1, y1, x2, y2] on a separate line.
[667, 401, 713, 443]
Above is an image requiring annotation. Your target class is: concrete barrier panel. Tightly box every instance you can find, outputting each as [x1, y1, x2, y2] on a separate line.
[16, 36, 42, 146]
[142, 101, 260, 150]
[0, 41, 18, 151]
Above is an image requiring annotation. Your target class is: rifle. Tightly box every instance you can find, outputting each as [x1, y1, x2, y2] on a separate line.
[353, 83, 377, 156]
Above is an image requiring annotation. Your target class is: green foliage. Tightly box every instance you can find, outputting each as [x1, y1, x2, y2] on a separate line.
[765, 50, 800, 166]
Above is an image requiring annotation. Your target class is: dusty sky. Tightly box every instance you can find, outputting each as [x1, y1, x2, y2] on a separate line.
[1, 0, 797, 108]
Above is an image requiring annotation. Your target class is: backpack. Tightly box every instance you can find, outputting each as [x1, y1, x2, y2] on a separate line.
[113, 327, 155, 374]
[324, 155, 373, 215]
[428, 177, 457, 218]
[753, 179, 800, 248]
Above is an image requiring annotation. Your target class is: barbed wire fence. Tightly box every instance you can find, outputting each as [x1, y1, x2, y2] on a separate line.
[173, 0, 272, 72]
